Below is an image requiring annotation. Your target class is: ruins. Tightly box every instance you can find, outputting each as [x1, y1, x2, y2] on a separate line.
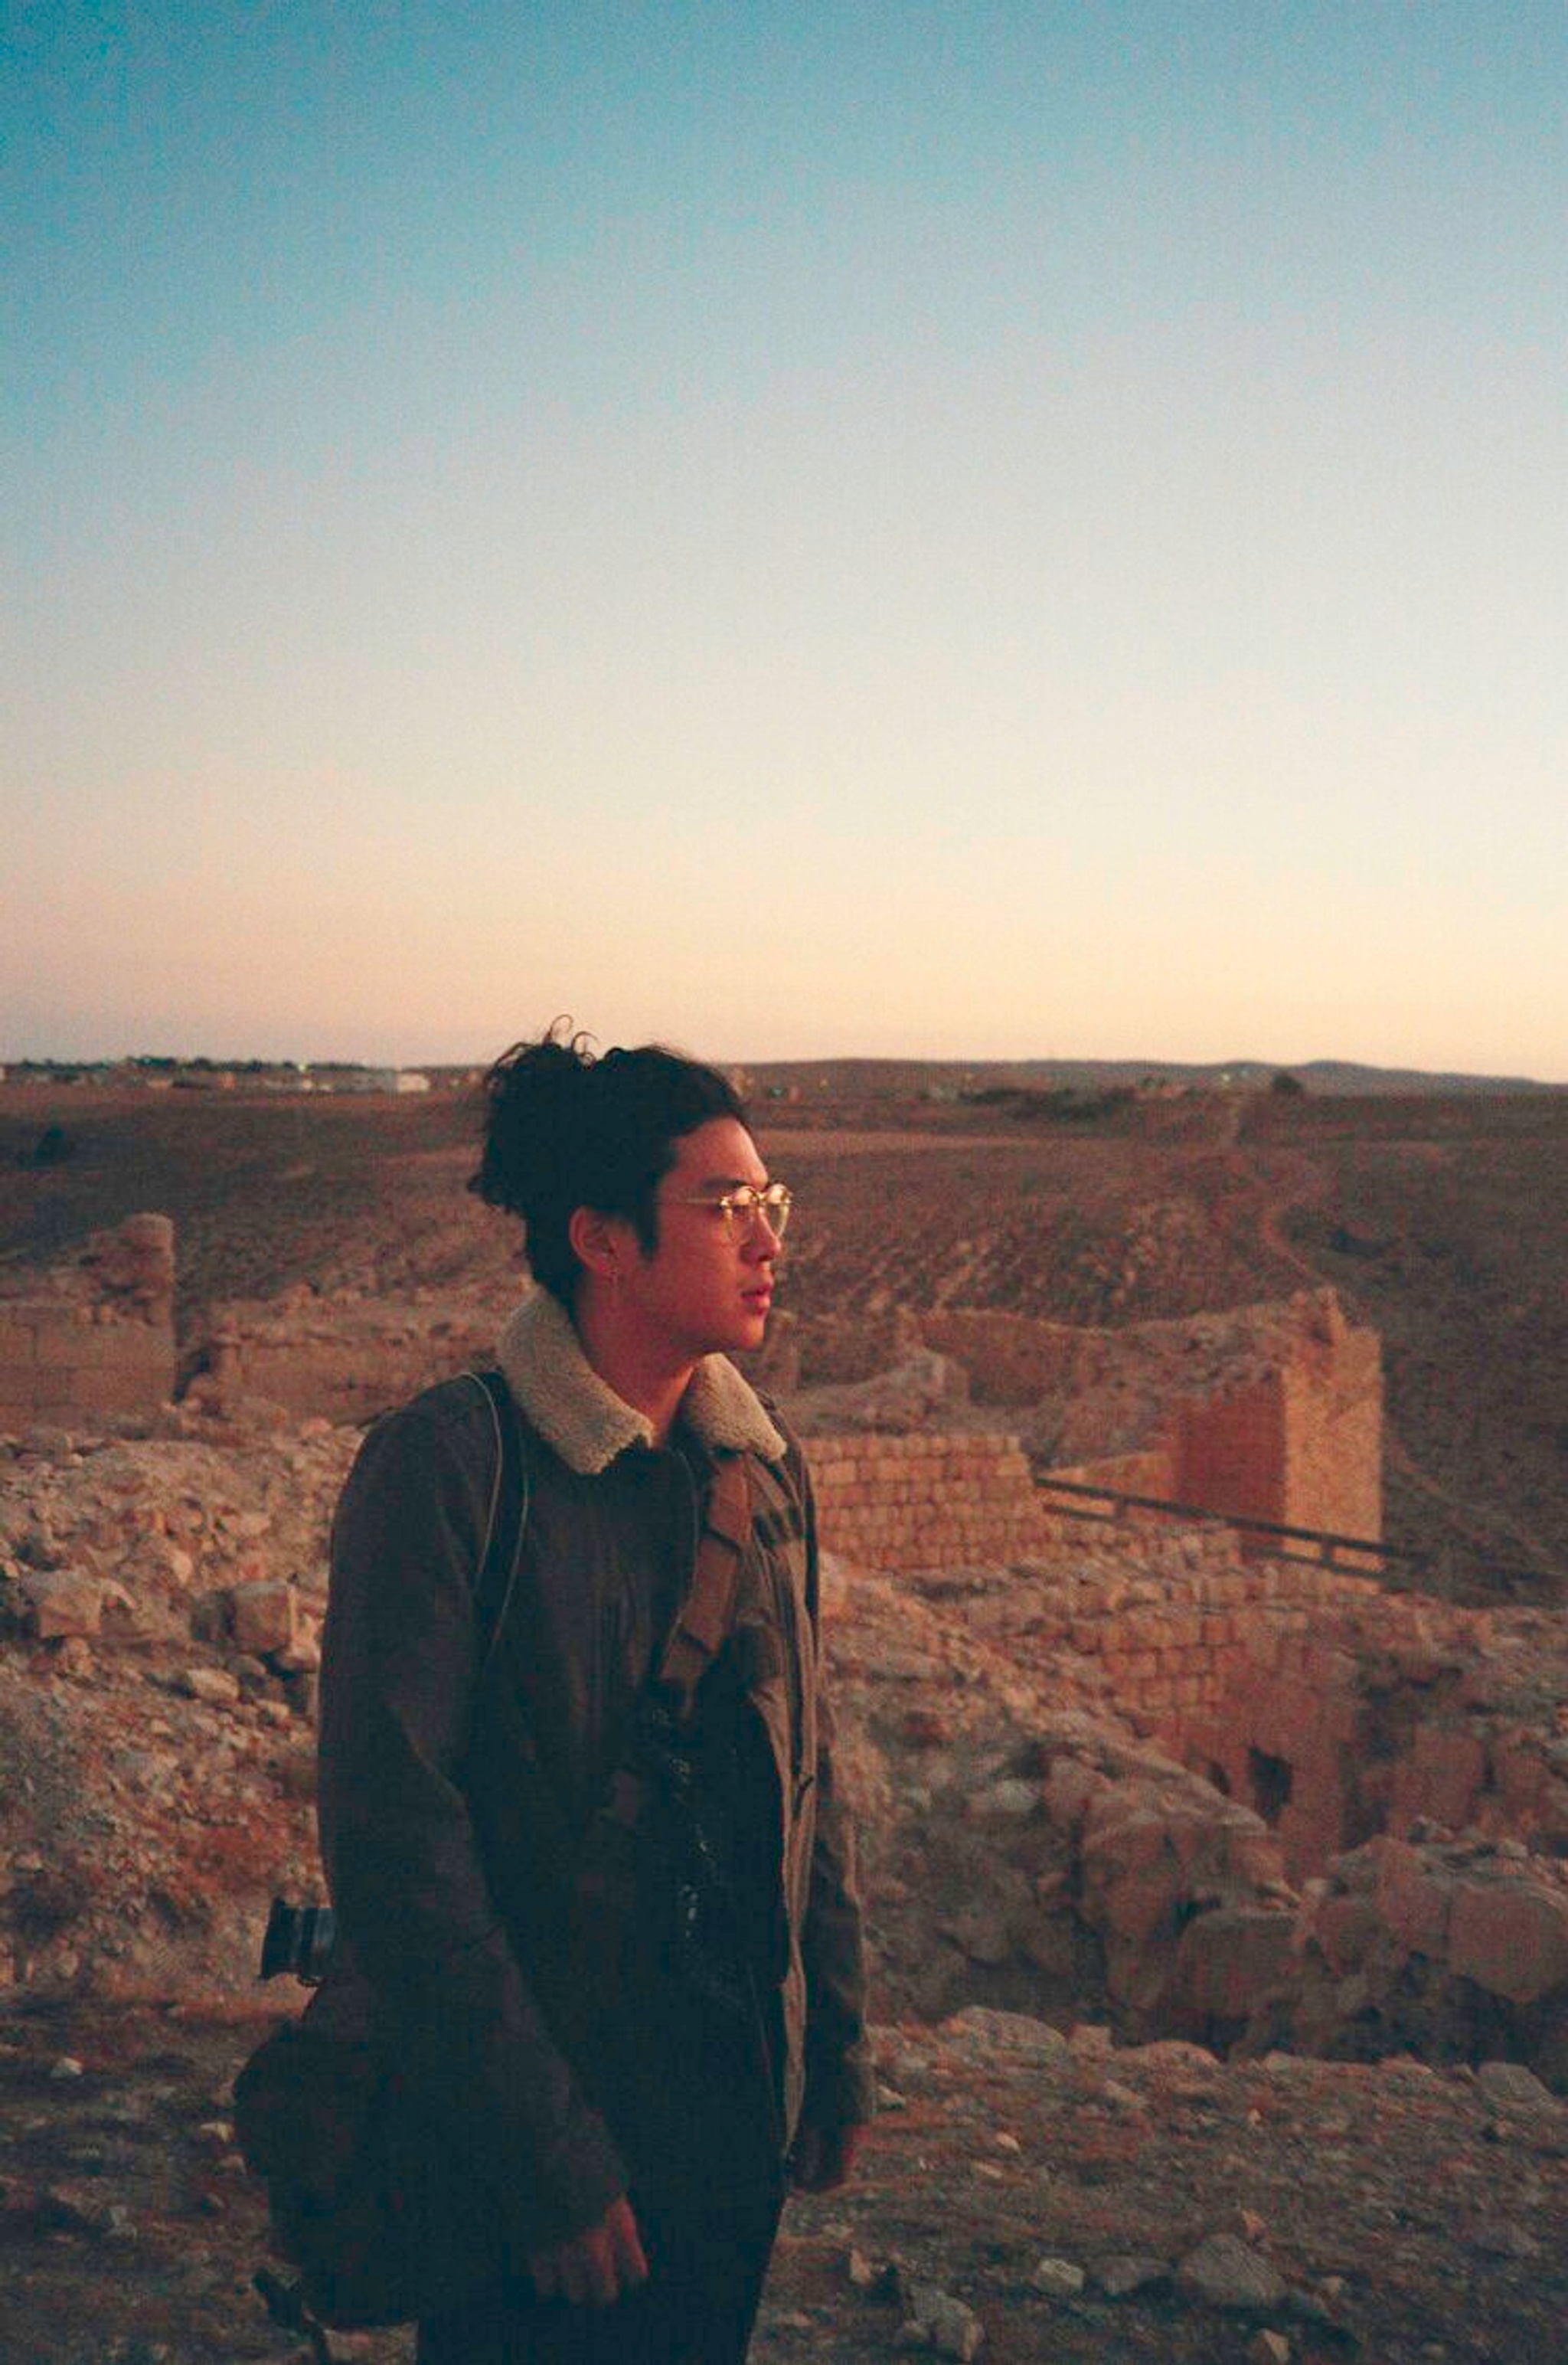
[2, 1196, 1566, 2362]
[2, 1214, 1563, 2104]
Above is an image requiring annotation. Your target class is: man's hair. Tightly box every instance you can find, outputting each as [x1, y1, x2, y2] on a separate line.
[469, 1021, 748, 1306]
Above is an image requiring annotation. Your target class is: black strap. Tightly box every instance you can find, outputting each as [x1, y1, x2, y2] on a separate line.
[468, 1366, 530, 1678]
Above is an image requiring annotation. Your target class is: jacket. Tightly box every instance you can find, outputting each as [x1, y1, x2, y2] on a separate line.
[316, 1288, 874, 2257]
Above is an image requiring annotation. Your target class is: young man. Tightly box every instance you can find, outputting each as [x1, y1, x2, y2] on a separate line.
[317, 1029, 872, 2363]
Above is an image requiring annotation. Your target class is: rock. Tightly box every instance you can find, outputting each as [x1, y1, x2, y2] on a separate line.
[1472, 2219, 1540, 2259]
[1448, 1875, 1568, 2004]
[1176, 2231, 1288, 2312]
[898, 2279, 985, 2359]
[227, 1578, 299, 1657]
[1031, 2256, 1085, 2295]
[939, 2007, 1069, 2062]
[1095, 2255, 1168, 2297]
[20, 1425, 74, 1460]
[964, 1778, 1039, 1820]
[1173, 1905, 1296, 2022]
[1248, 2334, 1292, 2365]
[1475, 2060, 1563, 2115]
[24, 1569, 104, 1640]
[177, 1666, 241, 1706]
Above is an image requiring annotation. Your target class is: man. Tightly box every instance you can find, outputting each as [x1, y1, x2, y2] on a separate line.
[317, 1027, 872, 2362]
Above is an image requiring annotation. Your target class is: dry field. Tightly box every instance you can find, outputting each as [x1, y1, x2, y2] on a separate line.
[3, 1078, 1565, 1585]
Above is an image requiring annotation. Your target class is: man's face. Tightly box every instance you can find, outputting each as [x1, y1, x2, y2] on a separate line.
[619, 1115, 782, 1364]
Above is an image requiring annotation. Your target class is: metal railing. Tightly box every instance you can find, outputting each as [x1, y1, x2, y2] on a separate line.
[1030, 1467, 1563, 1598]
[1031, 1470, 1427, 1576]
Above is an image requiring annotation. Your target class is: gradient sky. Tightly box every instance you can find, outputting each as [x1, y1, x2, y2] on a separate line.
[5, 3, 1565, 1075]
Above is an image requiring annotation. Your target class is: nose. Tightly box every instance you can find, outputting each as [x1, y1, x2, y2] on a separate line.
[746, 1207, 782, 1256]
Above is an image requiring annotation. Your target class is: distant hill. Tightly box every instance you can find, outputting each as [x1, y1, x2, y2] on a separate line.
[742, 1056, 1559, 1100]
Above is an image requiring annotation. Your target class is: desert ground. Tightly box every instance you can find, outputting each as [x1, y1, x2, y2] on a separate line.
[5, 1075, 1564, 1588]
[2, 1075, 1566, 2365]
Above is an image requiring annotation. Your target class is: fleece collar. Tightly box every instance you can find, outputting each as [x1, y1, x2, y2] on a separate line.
[495, 1288, 787, 1478]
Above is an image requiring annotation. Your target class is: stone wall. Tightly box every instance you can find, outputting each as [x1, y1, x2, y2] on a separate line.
[812, 1431, 1050, 1570]
[200, 1300, 496, 1424]
[814, 1425, 1563, 1889]
[924, 1290, 1382, 1543]
[0, 1216, 176, 1433]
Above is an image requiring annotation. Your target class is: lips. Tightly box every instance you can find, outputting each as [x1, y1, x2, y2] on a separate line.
[742, 1287, 773, 1314]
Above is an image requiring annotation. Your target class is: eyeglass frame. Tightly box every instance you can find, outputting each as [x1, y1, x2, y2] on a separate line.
[665, 1182, 792, 1238]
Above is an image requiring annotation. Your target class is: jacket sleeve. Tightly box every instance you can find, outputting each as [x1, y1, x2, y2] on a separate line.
[793, 1439, 877, 2132]
[316, 1388, 629, 2254]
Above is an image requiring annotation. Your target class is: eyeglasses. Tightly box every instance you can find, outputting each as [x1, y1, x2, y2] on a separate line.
[668, 1182, 793, 1238]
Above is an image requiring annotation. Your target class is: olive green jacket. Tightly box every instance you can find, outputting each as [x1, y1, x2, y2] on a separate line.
[317, 1290, 873, 2255]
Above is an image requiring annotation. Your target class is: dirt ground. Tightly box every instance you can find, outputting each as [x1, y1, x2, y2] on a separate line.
[3, 1994, 1564, 2365]
[5, 1081, 1563, 1586]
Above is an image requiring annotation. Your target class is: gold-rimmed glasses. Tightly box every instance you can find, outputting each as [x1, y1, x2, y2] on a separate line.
[668, 1182, 792, 1239]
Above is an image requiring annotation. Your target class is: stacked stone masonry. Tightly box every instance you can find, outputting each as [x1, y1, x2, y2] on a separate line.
[0, 1215, 176, 1432]
[813, 1432, 1559, 1884]
[811, 1431, 1050, 1572]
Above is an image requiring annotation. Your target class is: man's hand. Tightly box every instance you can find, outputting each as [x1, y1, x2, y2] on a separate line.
[528, 2195, 648, 2308]
[788, 2121, 864, 2193]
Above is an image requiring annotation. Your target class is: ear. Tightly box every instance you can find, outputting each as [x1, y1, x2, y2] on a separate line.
[567, 1205, 632, 1286]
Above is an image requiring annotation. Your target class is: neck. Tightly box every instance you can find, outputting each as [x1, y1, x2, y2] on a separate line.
[572, 1286, 697, 1451]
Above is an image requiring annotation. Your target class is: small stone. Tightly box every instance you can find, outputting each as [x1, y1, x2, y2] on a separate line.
[50, 2056, 85, 2081]
[178, 1665, 241, 1705]
[1096, 2255, 1168, 2298]
[1031, 2257, 1085, 2297]
[1177, 2232, 1287, 2312]
[1248, 2334, 1292, 2365]
[900, 2278, 986, 2359]
[1476, 2061, 1561, 2116]
[25, 1568, 104, 1639]
[847, 2246, 878, 2289]
[1472, 2219, 1540, 2259]
[964, 1778, 1039, 1820]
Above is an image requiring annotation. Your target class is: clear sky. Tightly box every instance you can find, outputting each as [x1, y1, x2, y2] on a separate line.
[5, 3, 1564, 1076]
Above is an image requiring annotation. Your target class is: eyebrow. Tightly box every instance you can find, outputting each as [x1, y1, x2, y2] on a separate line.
[691, 1173, 771, 1192]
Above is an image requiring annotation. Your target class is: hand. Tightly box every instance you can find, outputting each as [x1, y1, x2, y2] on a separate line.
[528, 2195, 648, 2308]
[788, 2121, 864, 2193]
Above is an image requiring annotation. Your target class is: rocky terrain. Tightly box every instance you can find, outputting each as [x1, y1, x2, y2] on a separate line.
[2, 1400, 1566, 2361]
[3, 1078, 1566, 2361]
[3, 1079, 1563, 1582]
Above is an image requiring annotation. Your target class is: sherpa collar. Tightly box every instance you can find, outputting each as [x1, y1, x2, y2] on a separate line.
[495, 1288, 787, 1477]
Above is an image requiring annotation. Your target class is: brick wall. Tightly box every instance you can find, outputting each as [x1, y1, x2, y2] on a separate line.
[0, 1300, 178, 1430]
[0, 1215, 176, 1432]
[204, 1310, 497, 1423]
[811, 1429, 1539, 1881]
[920, 1309, 1083, 1403]
[811, 1431, 1050, 1568]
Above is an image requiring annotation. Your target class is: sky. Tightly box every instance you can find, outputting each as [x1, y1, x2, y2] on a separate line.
[5, 2, 1565, 1077]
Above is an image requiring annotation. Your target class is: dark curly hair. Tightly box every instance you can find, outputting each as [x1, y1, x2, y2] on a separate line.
[469, 1021, 748, 1306]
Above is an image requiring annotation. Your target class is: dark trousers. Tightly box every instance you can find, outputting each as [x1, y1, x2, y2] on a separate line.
[420, 1979, 786, 2365]
[416, 2176, 783, 2365]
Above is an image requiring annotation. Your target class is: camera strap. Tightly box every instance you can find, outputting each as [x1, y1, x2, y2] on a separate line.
[575, 1453, 753, 1916]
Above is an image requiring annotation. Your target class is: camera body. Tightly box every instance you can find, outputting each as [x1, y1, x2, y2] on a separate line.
[260, 1896, 338, 1984]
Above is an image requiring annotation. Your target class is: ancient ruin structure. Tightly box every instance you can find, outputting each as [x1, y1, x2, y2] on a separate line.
[2, 1218, 1563, 2094]
[0, 1215, 176, 1434]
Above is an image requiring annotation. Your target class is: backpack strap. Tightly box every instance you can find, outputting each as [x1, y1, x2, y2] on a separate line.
[652, 1454, 752, 1725]
[575, 1453, 753, 1912]
[466, 1366, 531, 1680]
